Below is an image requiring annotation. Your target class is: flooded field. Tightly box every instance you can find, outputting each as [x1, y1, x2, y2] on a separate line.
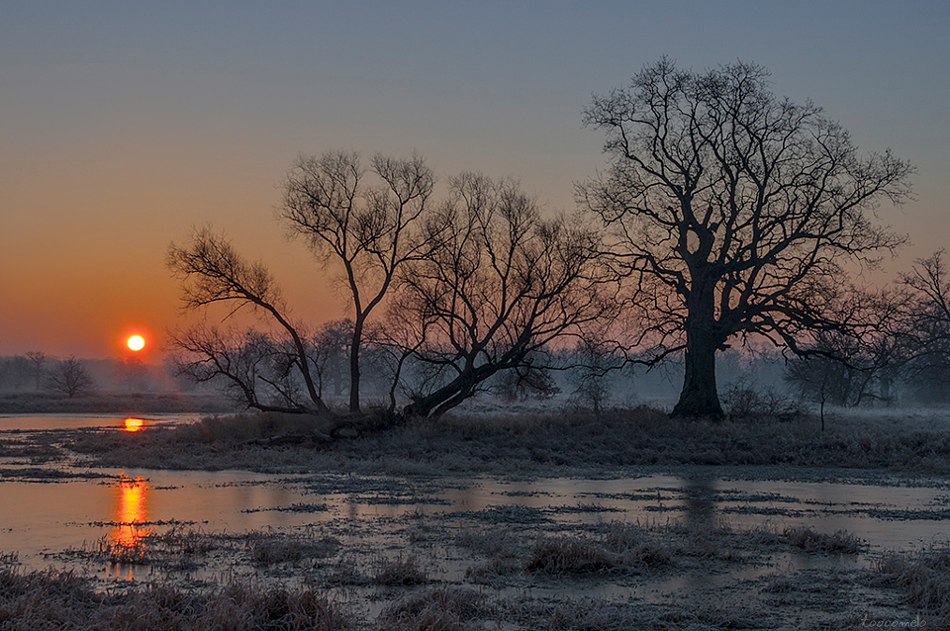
[3, 413, 950, 628]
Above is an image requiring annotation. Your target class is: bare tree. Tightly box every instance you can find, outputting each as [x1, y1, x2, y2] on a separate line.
[580, 59, 914, 418]
[45, 355, 96, 398]
[279, 151, 437, 413]
[900, 250, 950, 401]
[25, 351, 47, 391]
[395, 173, 616, 419]
[567, 337, 623, 416]
[167, 228, 329, 413]
[168, 324, 313, 412]
[786, 285, 909, 426]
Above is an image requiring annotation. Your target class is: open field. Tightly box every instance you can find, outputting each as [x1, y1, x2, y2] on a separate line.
[4, 407, 950, 629]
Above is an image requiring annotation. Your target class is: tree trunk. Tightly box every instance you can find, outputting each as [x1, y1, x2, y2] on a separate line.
[672, 278, 724, 419]
[349, 317, 363, 414]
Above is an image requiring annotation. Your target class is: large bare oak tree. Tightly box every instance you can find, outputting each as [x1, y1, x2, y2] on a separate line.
[579, 59, 913, 417]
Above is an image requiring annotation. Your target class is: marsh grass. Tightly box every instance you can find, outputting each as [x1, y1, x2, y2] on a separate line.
[874, 546, 950, 617]
[378, 587, 489, 631]
[246, 531, 340, 566]
[0, 566, 357, 631]
[503, 596, 758, 631]
[63, 405, 950, 476]
[373, 555, 428, 586]
[783, 526, 863, 553]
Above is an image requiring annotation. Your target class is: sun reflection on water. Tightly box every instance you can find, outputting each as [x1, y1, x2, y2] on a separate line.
[109, 474, 150, 577]
[122, 418, 144, 432]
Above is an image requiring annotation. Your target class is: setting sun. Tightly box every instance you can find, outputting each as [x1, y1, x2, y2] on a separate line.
[126, 335, 145, 351]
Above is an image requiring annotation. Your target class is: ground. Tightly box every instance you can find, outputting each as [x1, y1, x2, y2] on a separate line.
[2, 404, 950, 629]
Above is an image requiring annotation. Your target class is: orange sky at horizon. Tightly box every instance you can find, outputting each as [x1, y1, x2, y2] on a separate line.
[2, 3, 947, 360]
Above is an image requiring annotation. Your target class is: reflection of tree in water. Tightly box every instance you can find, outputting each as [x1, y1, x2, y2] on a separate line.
[111, 474, 150, 553]
[682, 474, 717, 593]
[683, 474, 716, 529]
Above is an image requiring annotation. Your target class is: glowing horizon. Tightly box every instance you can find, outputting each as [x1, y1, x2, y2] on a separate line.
[2, 3, 947, 358]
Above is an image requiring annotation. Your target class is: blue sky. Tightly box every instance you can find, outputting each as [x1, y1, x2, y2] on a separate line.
[2, 1, 947, 356]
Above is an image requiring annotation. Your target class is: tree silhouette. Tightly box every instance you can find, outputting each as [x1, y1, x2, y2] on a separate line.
[279, 151, 438, 413]
[167, 228, 330, 413]
[395, 173, 615, 419]
[580, 59, 914, 418]
[901, 250, 950, 401]
[45, 355, 96, 398]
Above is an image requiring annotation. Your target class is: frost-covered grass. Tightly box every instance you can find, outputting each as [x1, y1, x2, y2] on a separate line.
[2, 518, 924, 630]
[58, 405, 950, 477]
[0, 568, 357, 631]
[872, 546, 950, 617]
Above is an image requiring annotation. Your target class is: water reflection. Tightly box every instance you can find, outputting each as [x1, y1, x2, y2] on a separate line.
[111, 474, 150, 555]
[683, 474, 716, 529]
[122, 418, 144, 432]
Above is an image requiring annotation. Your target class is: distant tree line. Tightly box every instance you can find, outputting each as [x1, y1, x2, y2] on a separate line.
[0, 352, 96, 398]
[167, 59, 933, 423]
[0, 353, 173, 398]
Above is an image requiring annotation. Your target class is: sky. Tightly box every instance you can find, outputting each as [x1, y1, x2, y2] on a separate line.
[1, 1, 948, 359]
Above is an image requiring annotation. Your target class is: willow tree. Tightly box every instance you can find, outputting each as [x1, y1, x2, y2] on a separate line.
[394, 173, 615, 419]
[580, 59, 913, 418]
[280, 151, 437, 413]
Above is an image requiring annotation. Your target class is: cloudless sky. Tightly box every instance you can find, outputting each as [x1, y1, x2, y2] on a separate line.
[2, 1, 948, 358]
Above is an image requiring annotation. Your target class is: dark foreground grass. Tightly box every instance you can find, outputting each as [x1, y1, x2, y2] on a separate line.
[0, 567, 357, 631]
[3, 520, 942, 630]
[873, 546, 950, 618]
[60, 406, 950, 477]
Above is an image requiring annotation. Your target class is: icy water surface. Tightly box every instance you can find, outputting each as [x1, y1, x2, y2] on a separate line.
[1, 415, 949, 588]
[3, 464, 950, 569]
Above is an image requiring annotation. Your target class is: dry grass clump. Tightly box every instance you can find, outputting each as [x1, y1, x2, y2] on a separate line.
[874, 546, 950, 617]
[377, 587, 490, 631]
[246, 531, 340, 566]
[524, 537, 620, 575]
[374, 555, 429, 586]
[154, 525, 218, 556]
[96, 535, 151, 565]
[601, 522, 673, 567]
[783, 526, 862, 553]
[456, 529, 523, 585]
[0, 567, 357, 631]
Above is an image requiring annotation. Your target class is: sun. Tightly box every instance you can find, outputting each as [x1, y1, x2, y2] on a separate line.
[126, 335, 145, 351]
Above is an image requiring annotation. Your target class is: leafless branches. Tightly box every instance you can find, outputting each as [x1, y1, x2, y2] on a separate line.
[279, 151, 437, 412]
[580, 58, 914, 417]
